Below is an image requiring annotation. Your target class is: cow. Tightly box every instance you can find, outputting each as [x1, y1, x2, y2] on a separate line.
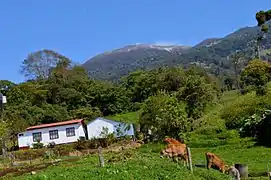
[164, 137, 182, 145]
[160, 138, 188, 166]
[205, 152, 228, 173]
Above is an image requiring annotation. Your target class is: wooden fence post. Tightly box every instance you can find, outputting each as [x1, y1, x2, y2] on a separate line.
[9, 152, 14, 167]
[186, 146, 193, 173]
[98, 146, 104, 167]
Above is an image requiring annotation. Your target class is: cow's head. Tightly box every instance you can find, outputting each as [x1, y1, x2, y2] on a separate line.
[164, 137, 171, 143]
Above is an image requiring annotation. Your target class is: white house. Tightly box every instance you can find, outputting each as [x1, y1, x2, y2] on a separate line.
[87, 117, 135, 139]
[17, 119, 87, 149]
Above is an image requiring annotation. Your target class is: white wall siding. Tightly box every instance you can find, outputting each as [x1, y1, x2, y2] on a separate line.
[87, 119, 114, 139]
[113, 123, 135, 137]
[18, 123, 86, 148]
[87, 118, 135, 139]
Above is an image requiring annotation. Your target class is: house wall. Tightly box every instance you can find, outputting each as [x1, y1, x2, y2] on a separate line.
[113, 123, 135, 137]
[87, 119, 114, 139]
[18, 123, 86, 148]
[87, 118, 135, 139]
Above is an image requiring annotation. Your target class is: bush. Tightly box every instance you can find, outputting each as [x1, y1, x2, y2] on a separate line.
[14, 149, 46, 161]
[53, 144, 74, 156]
[74, 139, 89, 150]
[221, 92, 270, 129]
[32, 141, 44, 149]
[43, 149, 57, 160]
[74, 135, 117, 151]
[104, 133, 117, 146]
[47, 142, 56, 148]
[257, 114, 271, 146]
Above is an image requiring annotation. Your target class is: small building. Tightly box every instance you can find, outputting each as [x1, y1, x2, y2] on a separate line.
[87, 117, 135, 139]
[18, 119, 87, 149]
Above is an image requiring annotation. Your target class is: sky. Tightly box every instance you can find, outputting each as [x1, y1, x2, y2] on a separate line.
[0, 0, 269, 83]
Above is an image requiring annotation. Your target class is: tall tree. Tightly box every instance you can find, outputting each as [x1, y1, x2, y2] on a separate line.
[21, 49, 72, 80]
[229, 50, 245, 90]
[255, 10, 271, 59]
[139, 92, 188, 139]
[240, 59, 271, 95]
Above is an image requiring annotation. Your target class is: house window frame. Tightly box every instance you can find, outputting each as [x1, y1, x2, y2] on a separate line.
[49, 130, 59, 140]
[32, 132, 42, 142]
[66, 127, 75, 137]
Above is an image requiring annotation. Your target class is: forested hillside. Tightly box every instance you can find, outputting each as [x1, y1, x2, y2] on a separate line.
[83, 22, 271, 81]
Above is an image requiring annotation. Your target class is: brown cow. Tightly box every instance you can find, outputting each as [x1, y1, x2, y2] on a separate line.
[160, 138, 188, 166]
[164, 137, 182, 145]
[205, 152, 228, 173]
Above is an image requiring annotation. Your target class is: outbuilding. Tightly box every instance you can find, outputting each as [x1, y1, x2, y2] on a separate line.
[87, 117, 135, 139]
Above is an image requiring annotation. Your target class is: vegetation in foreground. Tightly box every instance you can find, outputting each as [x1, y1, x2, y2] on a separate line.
[4, 138, 270, 180]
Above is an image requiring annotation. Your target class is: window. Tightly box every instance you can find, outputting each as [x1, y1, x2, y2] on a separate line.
[33, 132, 42, 142]
[66, 127, 75, 137]
[49, 130, 59, 140]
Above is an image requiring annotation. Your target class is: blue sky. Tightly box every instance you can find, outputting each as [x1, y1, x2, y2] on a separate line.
[0, 0, 269, 83]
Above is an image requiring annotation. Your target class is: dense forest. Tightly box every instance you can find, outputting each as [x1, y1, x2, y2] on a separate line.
[1, 10, 271, 151]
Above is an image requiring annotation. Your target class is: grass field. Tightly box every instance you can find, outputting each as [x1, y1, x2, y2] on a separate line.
[106, 111, 139, 124]
[3, 138, 271, 180]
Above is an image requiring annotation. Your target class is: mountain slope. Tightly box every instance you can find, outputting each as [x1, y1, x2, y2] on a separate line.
[83, 44, 191, 80]
[83, 22, 271, 81]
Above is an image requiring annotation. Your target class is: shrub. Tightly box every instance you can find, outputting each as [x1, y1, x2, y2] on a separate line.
[136, 132, 144, 141]
[14, 149, 46, 161]
[32, 140, 44, 149]
[257, 114, 271, 146]
[104, 133, 117, 146]
[47, 142, 56, 148]
[221, 92, 270, 129]
[74, 139, 89, 150]
[87, 138, 101, 149]
[53, 144, 74, 156]
[43, 149, 57, 160]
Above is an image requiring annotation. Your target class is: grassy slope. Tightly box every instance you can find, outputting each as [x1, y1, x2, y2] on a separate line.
[106, 111, 139, 124]
[8, 141, 271, 180]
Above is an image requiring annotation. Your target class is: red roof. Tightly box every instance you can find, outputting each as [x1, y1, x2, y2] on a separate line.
[26, 119, 84, 131]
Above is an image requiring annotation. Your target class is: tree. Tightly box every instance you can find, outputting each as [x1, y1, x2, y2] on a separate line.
[224, 77, 234, 91]
[21, 49, 71, 80]
[121, 70, 158, 104]
[139, 92, 188, 139]
[176, 68, 217, 119]
[256, 10, 271, 27]
[228, 50, 245, 90]
[240, 59, 271, 95]
[255, 10, 271, 59]
[155, 66, 185, 93]
[70, 106, 102, 122]
[0, 80, 15, 93]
